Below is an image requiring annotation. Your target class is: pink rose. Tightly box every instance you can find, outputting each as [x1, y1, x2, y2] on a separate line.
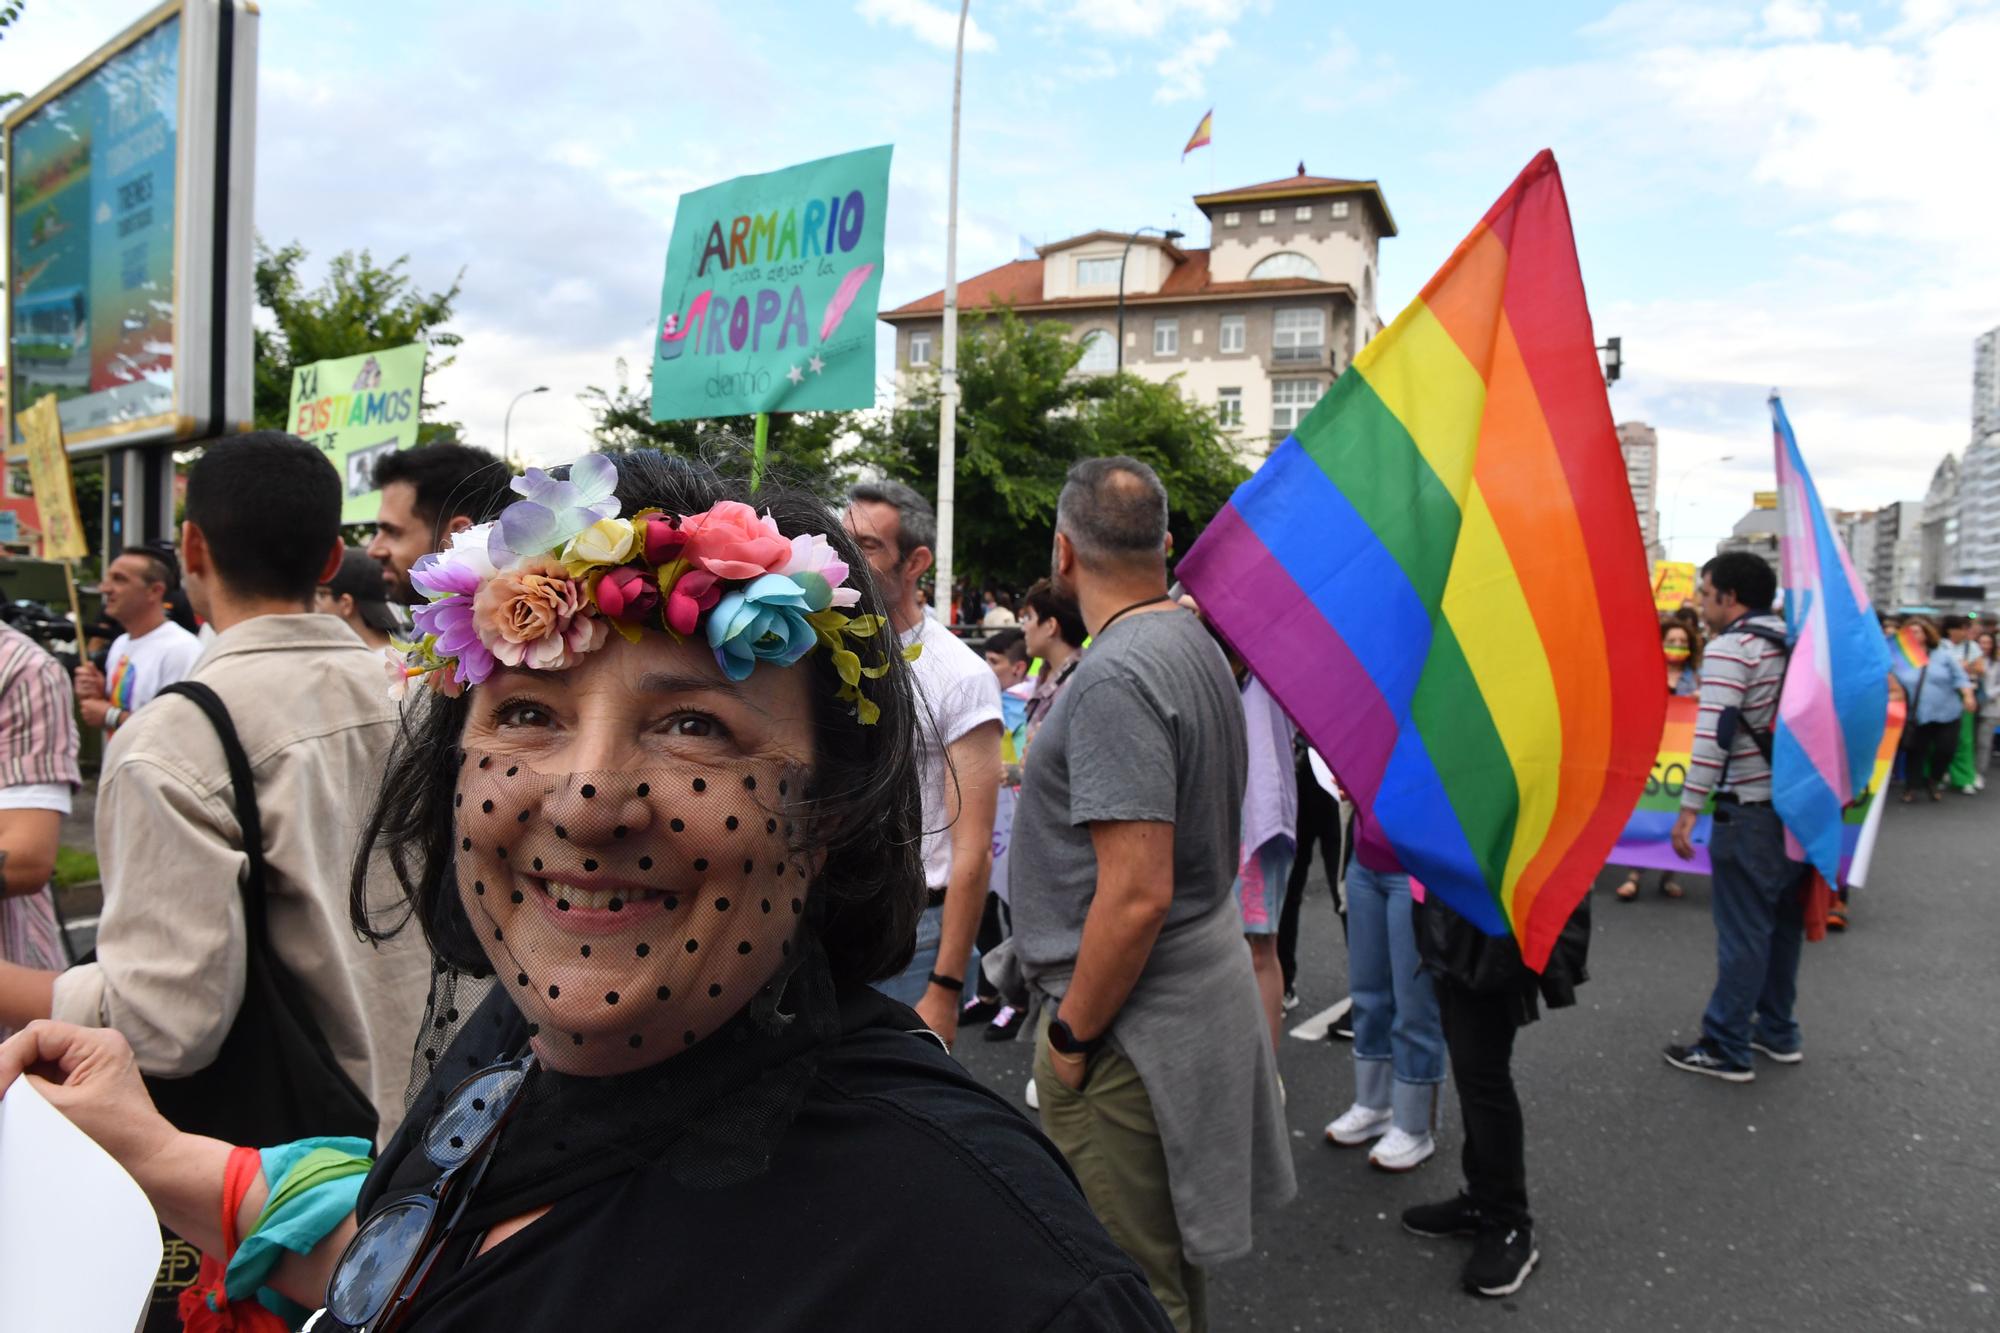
[679, 501, 790, 580]
[641, 516, 688, 567]
[595, 564, 660, 621]
[472, 558, 606, 670]
[665, 569, 722, 636]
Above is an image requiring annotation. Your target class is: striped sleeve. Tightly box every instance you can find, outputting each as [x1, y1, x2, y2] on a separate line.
[1681, 637, 1748, 810]
[0, 630, 82, 791]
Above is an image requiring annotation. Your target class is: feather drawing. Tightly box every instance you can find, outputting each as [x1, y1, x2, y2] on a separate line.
[818, 263, 876, 343]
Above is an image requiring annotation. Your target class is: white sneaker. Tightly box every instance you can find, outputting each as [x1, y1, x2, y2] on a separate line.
[1324, 1102, 1392, 1146]
[1024, 1075, 1040, 1111]
[1369, 1126, 1436, 1173]
[1282, 989, 1301, 1012]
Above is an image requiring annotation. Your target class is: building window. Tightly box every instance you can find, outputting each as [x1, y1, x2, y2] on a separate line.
[908, 331, 933, 367]
[1076, 257, 1122, 286]
[1258, 208, 1277, 224]
[1217, 388, 1243, 428]
[1248, 251, 1323, 281]
[1222, 211, 1240, 227]
[1219, 314, 1246, 353]
[1077, 330, 1116, 373]
[1271, 379, 1323, 433]
[1295, 205, 1313, 221]
[1273, 307, 1326, 362]
[1331, 200, 1350, 219]
[1153, 318, 1179, 356]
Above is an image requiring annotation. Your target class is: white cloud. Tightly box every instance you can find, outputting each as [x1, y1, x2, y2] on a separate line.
[1579, 0, 1756, 45]
[1153, 27, 1230, 104]
[855, 0, 996, 53]
[1062, 0, 1254, 39]
[1759, 0, 1827, 39]
[1460, 4, 2000, 553]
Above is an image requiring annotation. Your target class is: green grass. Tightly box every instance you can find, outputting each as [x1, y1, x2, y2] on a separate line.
[52, 845, 98, 889]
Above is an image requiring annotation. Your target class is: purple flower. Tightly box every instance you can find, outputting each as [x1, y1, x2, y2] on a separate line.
[489, 454, 622, 563]
[411, 597, 497, 686]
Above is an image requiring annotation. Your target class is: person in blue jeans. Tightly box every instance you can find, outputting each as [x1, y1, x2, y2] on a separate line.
[1665, 552, 1804, 1082]
[1322, 814, 1444, 1170]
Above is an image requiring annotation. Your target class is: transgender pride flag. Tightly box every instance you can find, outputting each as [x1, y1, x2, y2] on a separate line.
[1770, 395, 1893, 881]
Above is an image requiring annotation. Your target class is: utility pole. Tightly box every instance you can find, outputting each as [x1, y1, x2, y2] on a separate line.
[932, 0, 970, 624]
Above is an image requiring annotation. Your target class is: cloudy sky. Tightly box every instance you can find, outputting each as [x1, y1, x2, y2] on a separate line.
[7, 0, 1997, 560]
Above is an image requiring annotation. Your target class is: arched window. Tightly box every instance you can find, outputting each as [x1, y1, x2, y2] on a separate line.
[1248, 251, 1323, 281]
[1077, 329, 1116, 373]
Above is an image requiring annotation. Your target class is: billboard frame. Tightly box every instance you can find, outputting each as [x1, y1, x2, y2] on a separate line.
[2, 0, 257, 458]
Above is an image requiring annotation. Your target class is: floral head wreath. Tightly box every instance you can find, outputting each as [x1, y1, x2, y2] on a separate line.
[388, 455, 911, 723]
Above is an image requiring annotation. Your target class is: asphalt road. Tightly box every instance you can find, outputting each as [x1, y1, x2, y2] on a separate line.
[954, 790, 1999, 1332]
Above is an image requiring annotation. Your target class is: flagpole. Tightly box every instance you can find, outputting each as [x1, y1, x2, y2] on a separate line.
[933, 0, 970, 625]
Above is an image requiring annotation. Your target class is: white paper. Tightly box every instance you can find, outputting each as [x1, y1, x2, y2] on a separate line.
[0, 1078, 162, 1332]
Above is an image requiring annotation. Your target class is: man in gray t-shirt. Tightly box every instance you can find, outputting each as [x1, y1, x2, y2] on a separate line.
[1012, 608, 1245, 968]
[1012, 457, 1291, 1333]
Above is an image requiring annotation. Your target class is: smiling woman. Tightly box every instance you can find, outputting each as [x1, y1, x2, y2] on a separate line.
[0, 450, 1172, 1333]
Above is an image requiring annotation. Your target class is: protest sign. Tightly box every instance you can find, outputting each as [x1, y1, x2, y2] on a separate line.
[287, 344, 428, 524]
[652, 146, 892, 422]
[1652, 560, 1696, 611]
[18, 394, 87, 561]
[1610, 694, 1903, 883]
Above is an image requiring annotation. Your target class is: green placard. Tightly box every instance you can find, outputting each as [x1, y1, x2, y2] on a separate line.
[652, 145, 892, 421]
[285, 344, 428, 523]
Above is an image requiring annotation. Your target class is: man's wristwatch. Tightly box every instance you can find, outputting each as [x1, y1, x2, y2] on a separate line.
[1047, 1012, 1104, 1058]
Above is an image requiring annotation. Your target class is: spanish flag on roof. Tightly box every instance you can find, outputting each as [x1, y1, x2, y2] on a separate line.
[1182, 109, 1212, 160]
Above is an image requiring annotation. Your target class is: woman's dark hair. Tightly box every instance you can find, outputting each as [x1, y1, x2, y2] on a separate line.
[352, 450, 926, 988]
[1659, 614, 1701, 669]
[1021, 577, 1085, 649]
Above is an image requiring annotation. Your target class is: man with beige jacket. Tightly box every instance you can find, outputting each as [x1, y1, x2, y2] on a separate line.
[0, 433, 430, 1141]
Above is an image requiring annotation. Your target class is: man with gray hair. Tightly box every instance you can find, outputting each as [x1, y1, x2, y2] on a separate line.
[844, 480, 1003, 1049]
[1010, 456, 1294, 1331]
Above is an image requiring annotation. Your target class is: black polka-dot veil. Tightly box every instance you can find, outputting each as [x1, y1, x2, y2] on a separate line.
[362, 748, 844, 1229]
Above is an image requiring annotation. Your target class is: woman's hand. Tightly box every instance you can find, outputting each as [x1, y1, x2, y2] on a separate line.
[0, 1021, 179, 1173]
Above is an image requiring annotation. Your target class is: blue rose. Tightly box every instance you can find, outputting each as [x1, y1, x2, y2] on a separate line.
[706, 573, 822, 681]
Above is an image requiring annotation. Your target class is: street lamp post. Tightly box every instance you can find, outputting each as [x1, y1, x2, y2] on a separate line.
[504, 385, 549, 468]
[1667, 453, 1736, 557]
[1115, 226, 1185, 373]
[932, 0, 971, 624]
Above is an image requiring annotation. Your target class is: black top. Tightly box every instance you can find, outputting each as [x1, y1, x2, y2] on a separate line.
[359, 988, 1172, 1331]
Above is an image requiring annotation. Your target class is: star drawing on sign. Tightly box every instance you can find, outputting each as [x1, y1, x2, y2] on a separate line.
[808, 354, 826, 376]
[786, 364, 805, 386]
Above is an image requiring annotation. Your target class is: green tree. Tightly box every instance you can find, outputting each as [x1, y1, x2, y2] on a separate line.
[846, 309, 1249, 591]
[253, 239, 465, 444]
[579, 357, 853, 501]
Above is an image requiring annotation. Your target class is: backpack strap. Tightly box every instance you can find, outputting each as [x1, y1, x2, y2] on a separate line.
[155, 681, 269, 939]
[1713, 620, 1793, 788]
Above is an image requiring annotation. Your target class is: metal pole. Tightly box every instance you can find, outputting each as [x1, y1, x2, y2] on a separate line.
[933, 0, 969, 624]
[1116, 231, 1139, 374]
[503, 385, 549, 469]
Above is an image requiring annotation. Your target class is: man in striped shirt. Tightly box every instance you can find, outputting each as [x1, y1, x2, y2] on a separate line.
[1665, 552, 1804, 1083]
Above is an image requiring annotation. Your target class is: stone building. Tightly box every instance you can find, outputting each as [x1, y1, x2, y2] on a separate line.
[880, 166, 1395, 463]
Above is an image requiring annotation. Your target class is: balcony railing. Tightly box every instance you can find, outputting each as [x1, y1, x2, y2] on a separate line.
[1271, 343, 1327, 365]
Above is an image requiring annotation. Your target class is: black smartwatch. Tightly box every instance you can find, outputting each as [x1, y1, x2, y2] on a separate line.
[1047, 1012, 1105, 1057]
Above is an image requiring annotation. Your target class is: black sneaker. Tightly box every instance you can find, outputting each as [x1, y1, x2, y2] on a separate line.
[959, 996, 1001, 1027]
[982, 1004, 1025, 1043]
[1403, 1193, 1482, 1239]
[1329, 1004, 1354, 1042]
[1461, 1222, 1537, 1297]
[1663, 1041, 1755, 1083]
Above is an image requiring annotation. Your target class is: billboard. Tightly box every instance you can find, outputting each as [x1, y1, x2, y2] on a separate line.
[653, 145, 891, 421]
[4, 0, 257, 455]
[286, 344, 427, 523]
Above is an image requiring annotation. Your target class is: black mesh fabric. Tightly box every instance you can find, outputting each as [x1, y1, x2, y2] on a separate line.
[360, 748, 845, 1232]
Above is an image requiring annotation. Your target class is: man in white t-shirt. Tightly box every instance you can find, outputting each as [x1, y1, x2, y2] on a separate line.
[73, 547, 204, 738]
[846, 481, 1003, 1049]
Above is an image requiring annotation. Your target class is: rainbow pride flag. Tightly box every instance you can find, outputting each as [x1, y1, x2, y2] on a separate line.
[1178, 151, 1661, 969]
[1891, 622, 1928, 670]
